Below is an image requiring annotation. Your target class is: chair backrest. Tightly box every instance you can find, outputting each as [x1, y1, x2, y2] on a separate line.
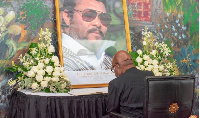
[143, 75, 195, 118]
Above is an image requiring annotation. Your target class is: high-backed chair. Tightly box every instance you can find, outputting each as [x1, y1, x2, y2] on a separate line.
[144, 75, 195, 118]
[108, 75, 195, 118]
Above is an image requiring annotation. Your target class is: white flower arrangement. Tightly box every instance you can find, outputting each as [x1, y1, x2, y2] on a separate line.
[6, 28, 71, 93]
[130, 27, 177, 76]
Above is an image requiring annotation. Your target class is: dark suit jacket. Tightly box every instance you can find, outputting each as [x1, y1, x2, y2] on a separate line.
[107, 67, 154, 118]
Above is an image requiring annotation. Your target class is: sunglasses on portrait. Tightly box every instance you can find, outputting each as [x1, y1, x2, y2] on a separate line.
[74, 9, 112, 27]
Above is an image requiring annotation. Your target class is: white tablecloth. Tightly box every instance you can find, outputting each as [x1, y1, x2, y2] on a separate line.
[20, 87, 108, 96]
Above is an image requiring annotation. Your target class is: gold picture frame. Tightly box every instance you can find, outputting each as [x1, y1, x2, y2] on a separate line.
[55, 0, 131, 88]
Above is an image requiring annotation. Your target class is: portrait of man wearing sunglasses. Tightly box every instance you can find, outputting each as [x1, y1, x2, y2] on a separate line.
[60, 0, 117, 71]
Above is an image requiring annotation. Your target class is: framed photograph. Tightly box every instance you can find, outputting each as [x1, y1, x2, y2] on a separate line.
[55, 0, 131, 88]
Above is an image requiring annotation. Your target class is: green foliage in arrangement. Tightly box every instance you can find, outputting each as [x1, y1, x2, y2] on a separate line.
[129, 27, 178, 76]
[6, 29, 71, 93]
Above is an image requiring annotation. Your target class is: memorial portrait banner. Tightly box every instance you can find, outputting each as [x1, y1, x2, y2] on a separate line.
[55, 0, 131, 88]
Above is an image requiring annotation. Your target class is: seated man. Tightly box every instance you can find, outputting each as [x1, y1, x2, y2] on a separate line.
[107, 50, 154, 118]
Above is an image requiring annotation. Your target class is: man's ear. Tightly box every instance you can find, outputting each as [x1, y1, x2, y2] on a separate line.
[116, 64, 120, 68]
[62, 9, 71, 26]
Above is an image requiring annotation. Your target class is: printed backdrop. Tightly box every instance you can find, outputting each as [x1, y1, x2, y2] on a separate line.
[127, 0, 199, 116]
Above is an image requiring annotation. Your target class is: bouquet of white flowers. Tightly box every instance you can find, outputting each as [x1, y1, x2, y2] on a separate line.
[6, 28, 71, 93]
[130, 27, 177, 76]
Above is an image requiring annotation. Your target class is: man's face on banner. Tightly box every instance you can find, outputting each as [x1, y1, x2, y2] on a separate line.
[69, 0, 109, 41]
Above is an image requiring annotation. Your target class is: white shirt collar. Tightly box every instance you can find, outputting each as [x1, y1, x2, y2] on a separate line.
[61, 33, 116, 59]
[62, 33, 91, 55]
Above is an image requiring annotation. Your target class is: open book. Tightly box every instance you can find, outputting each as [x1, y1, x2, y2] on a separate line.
[69, 87, 108, 96]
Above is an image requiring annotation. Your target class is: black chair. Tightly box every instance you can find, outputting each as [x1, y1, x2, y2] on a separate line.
[144, 75, 195, 118]
[109, 75, 195, 118]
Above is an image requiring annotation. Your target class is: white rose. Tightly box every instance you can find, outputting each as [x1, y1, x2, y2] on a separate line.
[46, 66, 53, 74]
[154, 72, 159, 76]
[51, 56, 59, 62]
[153, 64, 159, 69]
[137, 49, 142, 55]
[53, 71, 60, 77]
[27, 70, 35, 77]
[143, 55, 150, 60]
[38, 63, 44, 69]
[159, 65, 164, 71]
[165, 73, 170, 76]
[51, 77, 59, 82]
[54, 62, 60, 66]
[147, 65, 153, 71]
[47, 45, 55, 53]
[139, 65, 145, 70]
[37, 69, 45, 76]
[148, 59, 152, 64]
[44, 58, 50, 64]
[36, 75, 43, 82]
[31, 83, 39, 89]
[150, 50, 156, 56]
[144, 61, 148, 66]
[60, 67, 64, 72]
[154, 72, 162, 76]
[54, 67, 60, 72]
[152, 60, 158, 65]
[145, 67, 151, 71]
[41, 81, 48, 88]
[31, 66, 38, 73]
[143, 41, 146, 45]
[64, 76, 69, 81]
[136, 66, 140, 70]
[60, 72, 65, 77]
[153, 68, 159, 73]
[157, 72, 162, 76]
[136, 57, 142, 63]
[61, 82, 66, 88]
[44, 77, 51, 82]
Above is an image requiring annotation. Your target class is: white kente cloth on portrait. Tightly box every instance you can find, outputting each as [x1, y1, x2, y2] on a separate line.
[62, 33, 116, 71]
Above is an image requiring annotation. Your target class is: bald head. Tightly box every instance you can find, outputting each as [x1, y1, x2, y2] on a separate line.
[112, 50, 135, 77]
[112, 50, 134, 66]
